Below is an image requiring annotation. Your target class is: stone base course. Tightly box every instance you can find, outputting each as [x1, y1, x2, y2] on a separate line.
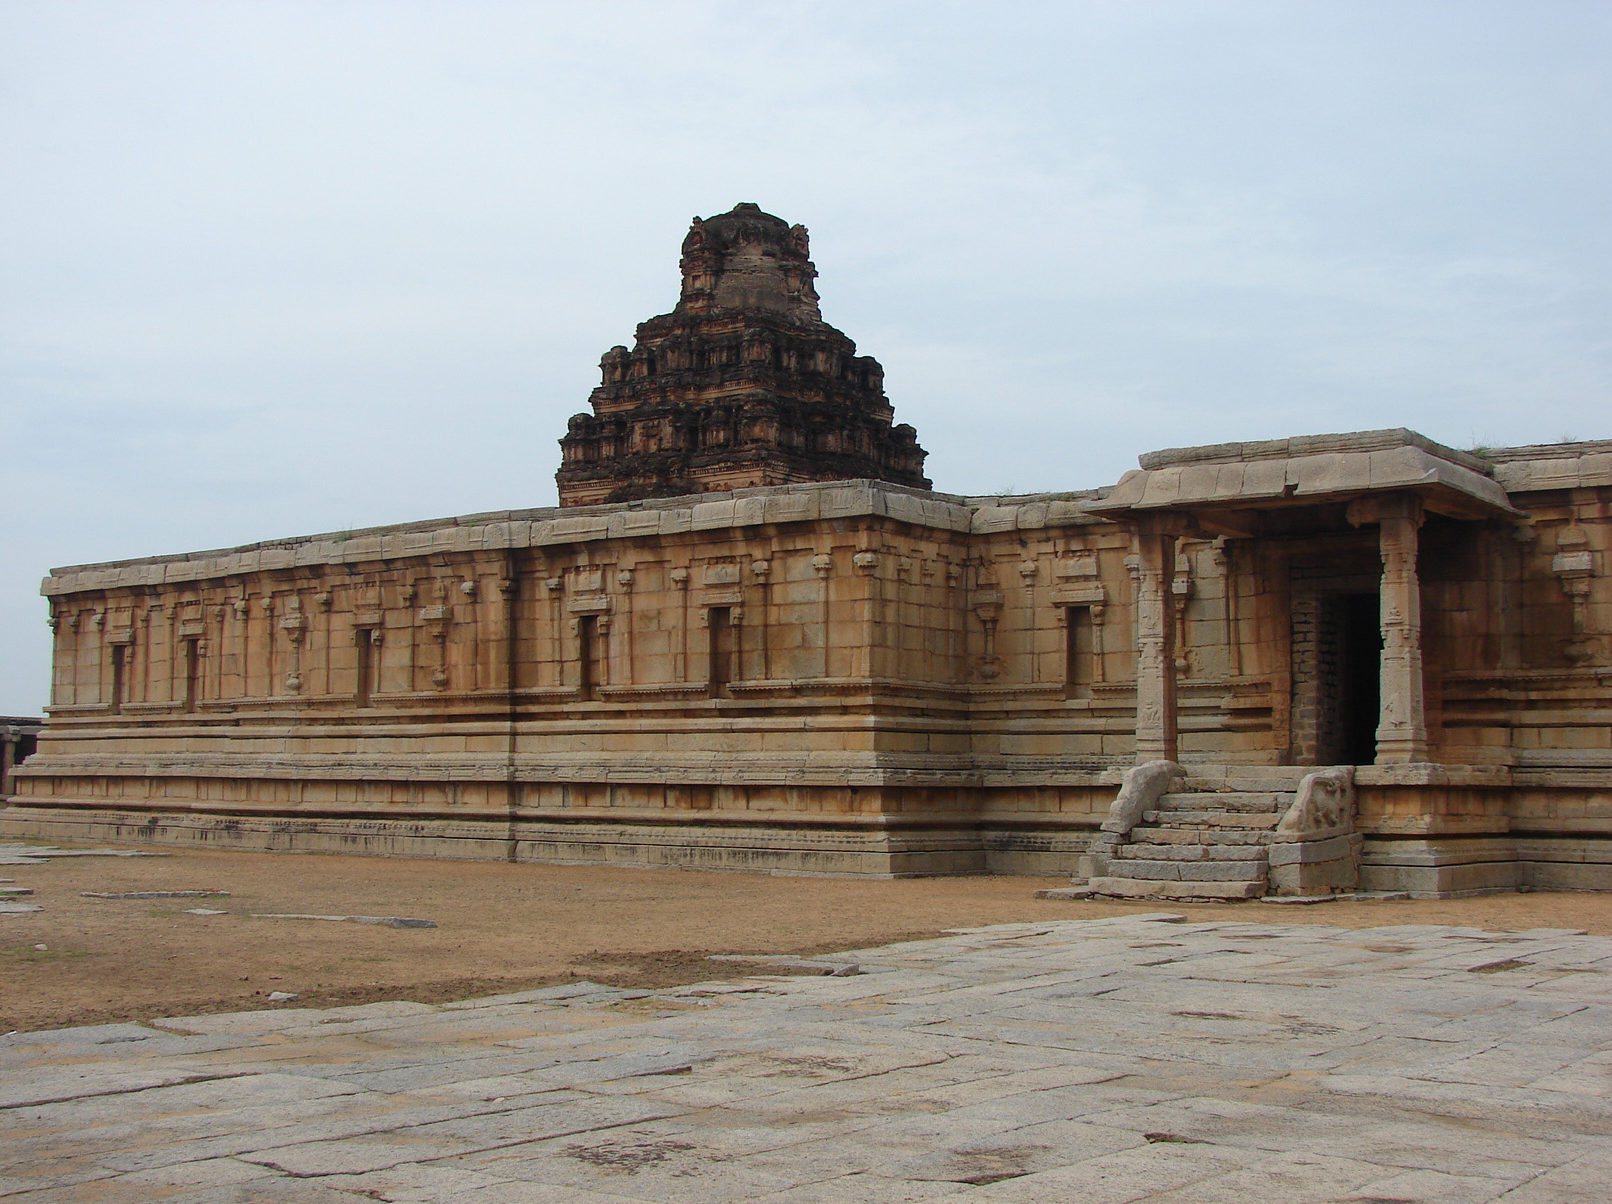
[0, 805, 1094, 878]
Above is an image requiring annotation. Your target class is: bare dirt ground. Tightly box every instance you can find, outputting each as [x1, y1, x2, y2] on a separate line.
[5, 843, 1612, 1034]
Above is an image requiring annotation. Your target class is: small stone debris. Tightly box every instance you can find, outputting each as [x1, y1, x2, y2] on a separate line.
[1261, 891, 1413, 904]
[250, 913, 437, 929]
[0, 886, 34, 897]
[266, 991, 299, 1002]
[81, 890, 229, 900]
[0, 844, 168, 865]
[184, 908, 228, 916]
[706, 953, 863, 977]
[1035, 886, 1097, 900]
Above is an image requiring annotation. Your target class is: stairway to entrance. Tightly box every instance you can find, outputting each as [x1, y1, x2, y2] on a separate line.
[1087, 768, 1314, 902]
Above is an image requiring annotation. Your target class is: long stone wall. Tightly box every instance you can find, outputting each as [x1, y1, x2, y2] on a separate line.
[12, 482, 1137, 873]
[8, 442, 1612, 888]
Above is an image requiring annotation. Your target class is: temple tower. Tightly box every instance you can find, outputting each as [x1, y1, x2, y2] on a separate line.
[556, 203, 930, 506]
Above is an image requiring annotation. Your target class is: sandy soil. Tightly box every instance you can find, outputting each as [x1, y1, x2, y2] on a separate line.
[4, 844, 1611, 1034]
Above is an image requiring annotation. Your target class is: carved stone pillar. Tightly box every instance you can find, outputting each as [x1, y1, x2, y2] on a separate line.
[1133, 528, 1178, 763]
[1376, 501, 1429, 763]
[1350, 495, 1428, 764]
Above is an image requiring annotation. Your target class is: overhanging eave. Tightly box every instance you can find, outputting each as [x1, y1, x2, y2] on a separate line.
[1089, 436, 1520, 527]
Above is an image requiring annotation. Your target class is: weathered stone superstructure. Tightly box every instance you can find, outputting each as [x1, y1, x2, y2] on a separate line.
[5, 209, 1611, 897]
[556, 204, 928, 506]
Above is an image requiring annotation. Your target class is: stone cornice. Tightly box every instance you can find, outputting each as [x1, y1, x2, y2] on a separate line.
[41, 481, 1108, 597]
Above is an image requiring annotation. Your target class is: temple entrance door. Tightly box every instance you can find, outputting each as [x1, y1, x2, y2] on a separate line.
[1319, 592, 1382, 765]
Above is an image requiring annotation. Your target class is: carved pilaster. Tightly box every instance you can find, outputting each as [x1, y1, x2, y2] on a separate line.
[279, 597, 307, 695]
[1133, 529, 1178, 763]
[1553, 527, 1599, 664]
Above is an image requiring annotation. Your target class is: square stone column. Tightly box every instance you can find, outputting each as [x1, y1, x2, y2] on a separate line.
[1349, 494, 1429, 764]
[1132, 527, 1178, 763]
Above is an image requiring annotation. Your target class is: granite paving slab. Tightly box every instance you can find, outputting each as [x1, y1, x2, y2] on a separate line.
[4, 916, 1612, 1201]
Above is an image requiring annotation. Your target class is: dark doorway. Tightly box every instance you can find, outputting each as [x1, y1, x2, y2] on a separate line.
[1321, 592, 1382, 764]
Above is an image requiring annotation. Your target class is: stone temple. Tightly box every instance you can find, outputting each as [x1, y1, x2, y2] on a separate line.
[5, 204, 1610, 898]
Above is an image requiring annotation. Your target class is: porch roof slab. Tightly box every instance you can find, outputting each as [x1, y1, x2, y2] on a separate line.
[1090, 428, 1519, 524]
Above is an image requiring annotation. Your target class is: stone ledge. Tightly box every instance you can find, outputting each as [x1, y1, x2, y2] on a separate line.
[42, 479, 1034, 595]
[1086, 876, 1266, 900]
[1104, 858, 1266, 882]
[0, 807, 1003, 876]
[1269, 833, 1360, 865]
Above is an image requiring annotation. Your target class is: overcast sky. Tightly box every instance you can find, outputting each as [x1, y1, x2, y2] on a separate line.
[4, 1, 1610, 714]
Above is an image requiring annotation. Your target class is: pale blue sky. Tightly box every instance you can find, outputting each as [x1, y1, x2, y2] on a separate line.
[4, 0, 1610, 713]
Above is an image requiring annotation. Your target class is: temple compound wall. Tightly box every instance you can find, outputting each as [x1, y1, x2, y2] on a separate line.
[6, 436, 1611, 892]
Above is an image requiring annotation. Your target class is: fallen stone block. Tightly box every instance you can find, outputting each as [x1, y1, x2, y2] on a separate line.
[1087, 875, 1266, 900]
[1034, 886, 1098, 900]
[249, 913, 437, 929]
[81, 890, 229, 900]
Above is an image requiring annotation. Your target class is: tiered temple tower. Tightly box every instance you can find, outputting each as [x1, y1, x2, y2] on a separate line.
[555, 203, 930, 506]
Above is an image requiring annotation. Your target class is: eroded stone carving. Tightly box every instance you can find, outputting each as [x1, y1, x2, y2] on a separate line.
[1270, 766, 1362, 896]
[1276, 766, 1356, 841]
[556, 203, 929, 506]
[1084, 760, 1184, 876]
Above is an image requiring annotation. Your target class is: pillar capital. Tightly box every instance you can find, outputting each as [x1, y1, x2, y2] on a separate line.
[1346, 492, 1425, 530]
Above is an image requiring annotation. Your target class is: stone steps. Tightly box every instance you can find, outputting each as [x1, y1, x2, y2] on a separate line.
[1179, 767, 1312, 792]
[1143, 809, 1283, 829]
[1086, 876, 1267, 901]
[1103, 858, 1268, 883]
[1088, 782, 1290, 902]
[1157, 791, 1290, 812]
[1114, 842, 1267, 862]
[1125, 827, 1273, 847]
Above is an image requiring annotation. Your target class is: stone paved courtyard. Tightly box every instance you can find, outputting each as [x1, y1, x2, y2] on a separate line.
[3, 914, 1611, 1202]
